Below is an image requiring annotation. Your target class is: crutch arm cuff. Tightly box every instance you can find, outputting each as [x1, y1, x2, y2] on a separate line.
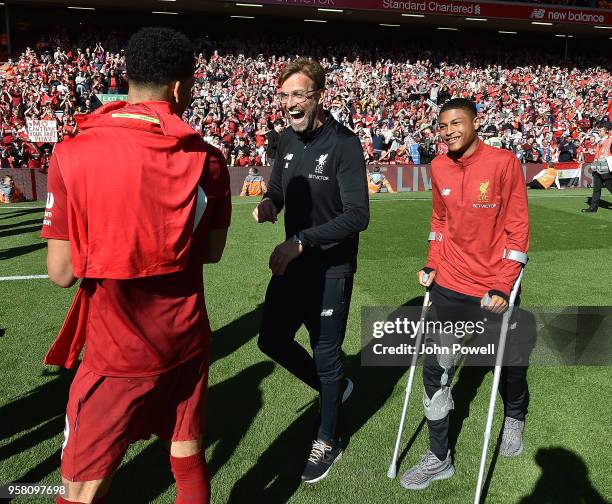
[502, 249, 528, 265]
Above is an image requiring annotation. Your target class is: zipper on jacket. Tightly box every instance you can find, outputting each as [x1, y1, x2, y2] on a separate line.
[460, 162, 465, 205]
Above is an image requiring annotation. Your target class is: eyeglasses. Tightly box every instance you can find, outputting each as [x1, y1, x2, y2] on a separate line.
[276, 89, 321, 104]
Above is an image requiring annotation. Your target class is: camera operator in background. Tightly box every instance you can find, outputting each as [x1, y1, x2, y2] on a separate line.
[582, 122, 612, 213]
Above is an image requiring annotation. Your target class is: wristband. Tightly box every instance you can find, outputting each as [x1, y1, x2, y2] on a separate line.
[487, 290, 509, 304]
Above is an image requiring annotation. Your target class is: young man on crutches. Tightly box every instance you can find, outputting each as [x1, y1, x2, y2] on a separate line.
[400, 98, 530, 491]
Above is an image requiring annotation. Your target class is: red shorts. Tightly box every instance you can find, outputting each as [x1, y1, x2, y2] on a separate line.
[61, 356, 209, 481]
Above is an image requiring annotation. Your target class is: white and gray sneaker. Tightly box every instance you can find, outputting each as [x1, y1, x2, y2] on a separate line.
[400, 450, 455, 490]
[500, 417, 524, 457]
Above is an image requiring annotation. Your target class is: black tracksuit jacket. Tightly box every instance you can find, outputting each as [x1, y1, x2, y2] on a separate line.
[264, 113, 369, 277]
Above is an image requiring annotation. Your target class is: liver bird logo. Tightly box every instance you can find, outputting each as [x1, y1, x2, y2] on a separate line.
[315, 153, 329, 174]
[479, 180, 490, 202]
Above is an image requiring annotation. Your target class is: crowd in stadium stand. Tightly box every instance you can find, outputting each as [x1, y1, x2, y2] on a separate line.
[1, 31, 611, 174]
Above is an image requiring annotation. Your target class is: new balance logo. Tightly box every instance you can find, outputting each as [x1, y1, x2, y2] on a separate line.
[441, 188, 451, 196]
[321, 309, 334, 317]
[284, 153, 294, 161]
[530, 8, 545, 19]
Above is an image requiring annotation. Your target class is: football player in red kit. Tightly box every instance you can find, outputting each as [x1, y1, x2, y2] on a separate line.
[401, 98, 529, 491]
[41, 28, 231, 504]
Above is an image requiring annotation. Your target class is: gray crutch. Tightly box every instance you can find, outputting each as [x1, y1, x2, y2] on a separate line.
[387, 274, 431, 479]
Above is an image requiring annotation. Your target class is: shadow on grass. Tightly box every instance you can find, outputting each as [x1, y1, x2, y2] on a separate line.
[210, 304, 263, 365]
[586, 196, 612, 211]
[0, 242, 46, 260]
[0, 208, 43, 221]
[0, 218, 45, 231]
[0, 368, 74, 484]
[228, 297, 423, 504]
[0, 225, 42, 239]
[518, 447, 608, 504]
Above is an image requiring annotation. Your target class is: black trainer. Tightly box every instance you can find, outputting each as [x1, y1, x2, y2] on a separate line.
[301, 439, 342, 483]
[582, 207, 598, 213]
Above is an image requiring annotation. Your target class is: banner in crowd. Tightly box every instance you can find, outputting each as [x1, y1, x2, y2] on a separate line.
[410, 145, 421, 165]
[231, 0, 612, 25]
[26, 119, 58, 143]
[95, 94, 129, 104]
[555, 162, 582, 183]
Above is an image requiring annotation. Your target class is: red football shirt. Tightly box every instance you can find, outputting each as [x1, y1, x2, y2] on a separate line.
[42, 104, 231, 377]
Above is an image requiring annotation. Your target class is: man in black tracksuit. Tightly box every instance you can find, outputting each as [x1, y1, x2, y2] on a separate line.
[253, 57, 369, 483]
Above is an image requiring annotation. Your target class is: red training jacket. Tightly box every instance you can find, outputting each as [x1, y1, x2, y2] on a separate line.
[426, 140, 529, 298]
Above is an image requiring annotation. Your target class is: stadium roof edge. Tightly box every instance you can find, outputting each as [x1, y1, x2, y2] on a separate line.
[5, 0, 612, 37]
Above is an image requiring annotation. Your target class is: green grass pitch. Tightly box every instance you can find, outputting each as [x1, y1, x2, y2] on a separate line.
[1, 189, 611, 503]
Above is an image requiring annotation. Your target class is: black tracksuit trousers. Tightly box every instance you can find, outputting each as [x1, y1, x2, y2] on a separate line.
[258, 265, 354, 445]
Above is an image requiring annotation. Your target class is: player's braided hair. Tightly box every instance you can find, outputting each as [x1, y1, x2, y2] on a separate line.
[125, 27, 194, 85]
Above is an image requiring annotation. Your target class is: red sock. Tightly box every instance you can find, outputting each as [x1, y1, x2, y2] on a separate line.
[170, 451, 210, 504]
[57, 497, 84, 504]
[57, 494, 107, 504]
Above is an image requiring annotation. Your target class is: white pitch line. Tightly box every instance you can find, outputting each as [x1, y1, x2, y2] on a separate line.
[0, 274, 49, 281]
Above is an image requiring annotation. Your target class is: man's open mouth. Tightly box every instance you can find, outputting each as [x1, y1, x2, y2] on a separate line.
[289, 109, 306, 123]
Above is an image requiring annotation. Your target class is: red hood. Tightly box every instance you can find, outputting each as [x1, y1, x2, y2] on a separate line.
[53, 100, 207, 280]
[77, 100, 198, 143]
